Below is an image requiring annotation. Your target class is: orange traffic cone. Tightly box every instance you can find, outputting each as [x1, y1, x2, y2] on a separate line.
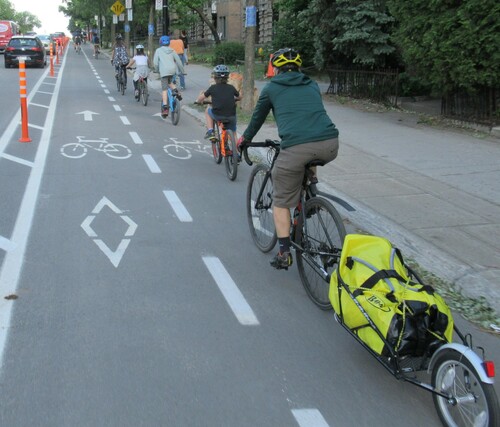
[266, 54, 274, 78]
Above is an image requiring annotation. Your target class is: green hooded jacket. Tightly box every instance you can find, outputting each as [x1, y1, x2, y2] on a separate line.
[243, 71, 339, 148]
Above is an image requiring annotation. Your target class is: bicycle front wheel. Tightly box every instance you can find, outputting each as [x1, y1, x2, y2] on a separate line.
[121, 74, 126, 95]
[103, 144, 132, 159]
[212, 126, 222, 164]
[246, 163, 277, 253]
[224, 129, 238, 181]
[295, 197, 346, 310]
[171, 98, 181, 125]
[432, 349, 500, 427]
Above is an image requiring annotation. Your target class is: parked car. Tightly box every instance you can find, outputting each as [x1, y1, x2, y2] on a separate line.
[51, 31, 66, 47]
[0, 20, 20, 53]
[37, 34, 56, 54]
[4, 35, 47, 68]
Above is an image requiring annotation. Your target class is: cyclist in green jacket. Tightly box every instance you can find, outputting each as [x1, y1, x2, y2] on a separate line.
[238, 48, 339, 270]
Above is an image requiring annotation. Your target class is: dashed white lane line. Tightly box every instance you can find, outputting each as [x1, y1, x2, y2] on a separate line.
[142, 154, 161, 173]
[104, 89, 110, 94]
[120, 116, 130, 125]
[202, 256, 259, 326]
[292, 409, 330, 427]
[129, 131, 143, 145]
[113, 105, 122, 111]
[163, 190, 192, 222]
[108, 96, 116, 102]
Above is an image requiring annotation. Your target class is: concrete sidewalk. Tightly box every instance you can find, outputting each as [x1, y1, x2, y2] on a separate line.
[148, 64, 500, 322]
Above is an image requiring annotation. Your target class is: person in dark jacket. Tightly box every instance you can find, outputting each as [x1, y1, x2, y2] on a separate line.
[239, 48, 339, 270]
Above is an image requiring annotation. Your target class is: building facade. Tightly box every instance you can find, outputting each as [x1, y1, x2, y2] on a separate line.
[188, 0, 276, 46]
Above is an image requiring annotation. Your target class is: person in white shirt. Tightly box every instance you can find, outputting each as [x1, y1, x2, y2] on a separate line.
[126, 44, 150, 99]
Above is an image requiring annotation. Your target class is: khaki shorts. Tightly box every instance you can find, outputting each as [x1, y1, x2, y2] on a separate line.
[272, 138, 339, 208]
[160, 76, 174, 91]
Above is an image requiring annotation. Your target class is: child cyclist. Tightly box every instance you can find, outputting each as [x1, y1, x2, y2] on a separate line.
[126, 44, 150, 99]
[196, 64, 242, 140]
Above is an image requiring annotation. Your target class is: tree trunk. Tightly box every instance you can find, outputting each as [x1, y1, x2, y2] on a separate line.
[241, 0, 256, 112]
[190, 6, 221, 44]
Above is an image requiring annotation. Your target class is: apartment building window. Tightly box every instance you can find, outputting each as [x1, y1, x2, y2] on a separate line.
[219, 16, 227, 40]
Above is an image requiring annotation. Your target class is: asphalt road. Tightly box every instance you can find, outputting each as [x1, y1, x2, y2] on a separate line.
[0, 45, 497, 426]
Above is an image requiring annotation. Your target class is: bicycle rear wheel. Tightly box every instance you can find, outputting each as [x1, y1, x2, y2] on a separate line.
[212, 125, 222, 164]
[224, 129, 238, 181]
[141, 81, 148, 106]
[295, 197, 346, 310]
[171, 98, 181, 125]
[246, 163, 277, 253]
[121, 71, 126, 95]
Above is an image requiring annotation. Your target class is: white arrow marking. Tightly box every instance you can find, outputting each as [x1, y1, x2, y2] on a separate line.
[76, 110, 99, 121]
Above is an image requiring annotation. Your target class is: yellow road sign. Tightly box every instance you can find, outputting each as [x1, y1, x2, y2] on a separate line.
[111, 1, 125, 16]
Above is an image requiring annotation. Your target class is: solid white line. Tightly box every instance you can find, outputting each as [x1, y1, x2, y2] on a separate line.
[202, 256, 259, 326]
[142, 154, 161, 173]
[120, 116, 130, 125]
[113, 105, 121, 111]
[292, 409, 330, 427]
[0, 49, 68, 370]
[129, 131, 143, 145]
[163, 191, 193, 222]
[28, 123, 44, 130]
[41, 82, 56, 86]
[1, 153, 34, 168]
[37, 91, 53, 95]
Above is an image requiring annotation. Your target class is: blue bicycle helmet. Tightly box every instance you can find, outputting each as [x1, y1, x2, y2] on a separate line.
[159, 35, 170, 46]
[213, 64, 230, 78]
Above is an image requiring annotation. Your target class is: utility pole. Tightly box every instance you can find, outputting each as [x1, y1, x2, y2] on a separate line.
[241, 0, 257, 112]
[162, 0, 169, 36]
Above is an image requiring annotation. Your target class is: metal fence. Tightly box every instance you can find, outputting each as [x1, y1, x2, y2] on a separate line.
[441, 87, 499, 126]
[326, 68, 399, 105]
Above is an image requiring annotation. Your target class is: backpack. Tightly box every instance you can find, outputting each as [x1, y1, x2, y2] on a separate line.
[329, 234, 453, 357]
[115, 45, 129, 65]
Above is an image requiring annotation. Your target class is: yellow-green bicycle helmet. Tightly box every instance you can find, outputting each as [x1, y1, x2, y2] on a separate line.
[271, 48, 302, 68]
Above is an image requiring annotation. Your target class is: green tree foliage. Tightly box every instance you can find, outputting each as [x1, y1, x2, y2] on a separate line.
[0, 0, 15, 20]
[277, 0, 396, 69]
[272, 0, 315, 67]
[14, 11, 41, 34]
[388, 0, 500, 92]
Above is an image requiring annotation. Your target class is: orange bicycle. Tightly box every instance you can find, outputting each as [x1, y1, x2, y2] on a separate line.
[210, 117, 239, 181]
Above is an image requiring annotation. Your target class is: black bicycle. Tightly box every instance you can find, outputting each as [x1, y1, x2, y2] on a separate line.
[116, 65, 127, 96]
[241, 139, 354, 309]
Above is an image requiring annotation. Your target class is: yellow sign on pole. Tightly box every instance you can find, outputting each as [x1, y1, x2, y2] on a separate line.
[111, 1, 125, 16]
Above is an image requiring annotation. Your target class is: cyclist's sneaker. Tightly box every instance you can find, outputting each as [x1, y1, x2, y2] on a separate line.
[134, 89, 139, 99]
[172, 89, 182, 101]
[270, 251, 293, 270]
[205, 129, 215, 140]
[161, 104, 169, 118]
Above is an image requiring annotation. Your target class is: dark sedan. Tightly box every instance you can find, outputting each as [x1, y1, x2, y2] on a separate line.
[4, 35, 47, 68]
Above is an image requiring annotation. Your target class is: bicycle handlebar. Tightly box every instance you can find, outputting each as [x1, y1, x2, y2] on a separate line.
[240, 139, 280, 166]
